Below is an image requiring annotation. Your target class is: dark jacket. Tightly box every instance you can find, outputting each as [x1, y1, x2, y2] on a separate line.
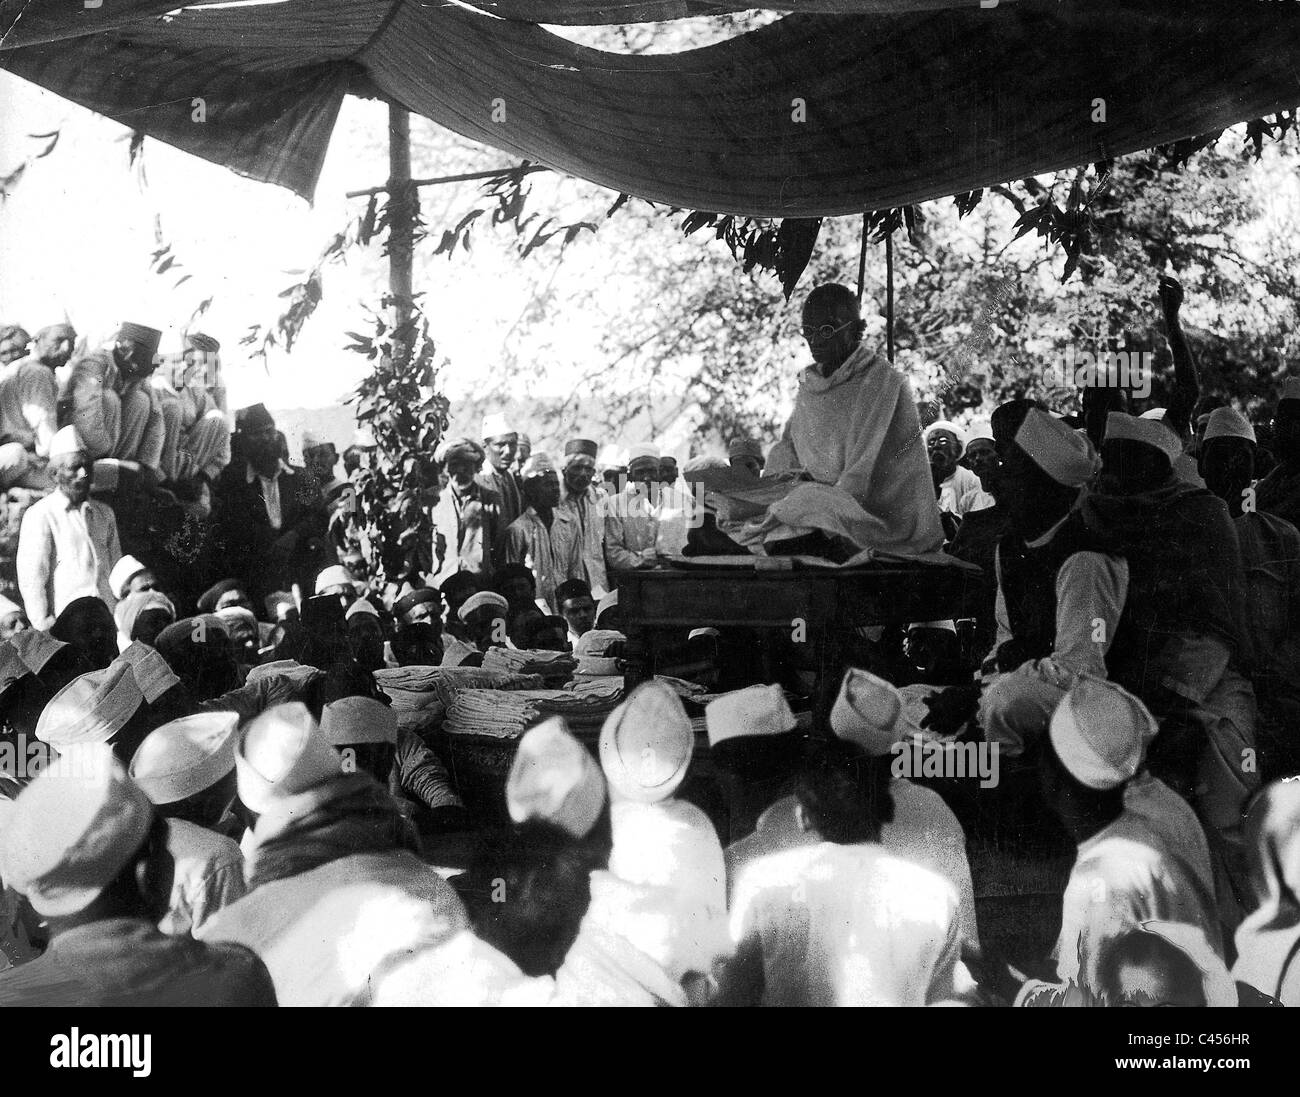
[209, 461, 328, 603]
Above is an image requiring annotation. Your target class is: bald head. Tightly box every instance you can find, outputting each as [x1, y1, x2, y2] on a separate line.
[804, 283, 860, 320]
[801, 283, 865, 374]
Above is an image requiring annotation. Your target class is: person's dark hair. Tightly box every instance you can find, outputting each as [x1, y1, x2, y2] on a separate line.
[493, 564, 537, 597]
[439, 571, 479, 601]
[301, 662, 387, 720]
[459, 820, 607, 977]
[554, 578, 592, 605]
[991, 397, 1048, 449]
[1038, 733, 1125, 837]
[391, 621, 443, 667]
[1099, 438, 1174, 493]
[519, 615, 570, 651]
[271, 620, 309, 662]
[712, 732, 807, 785]
[1097, 929, 1206, 1006]
[794, 738, 894, 844]
[342, 445, 364, 474]
[50, 596, 119, 671]
[155, 618, 240, 702]
[804, 282, 861, 319]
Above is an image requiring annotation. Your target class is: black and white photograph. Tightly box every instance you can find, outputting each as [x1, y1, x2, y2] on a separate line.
[0, 0, 1296, 1059]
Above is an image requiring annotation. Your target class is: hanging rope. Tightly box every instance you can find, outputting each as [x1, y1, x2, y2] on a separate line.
[856, 212, 869, 304]
[885, 228, 895, 361]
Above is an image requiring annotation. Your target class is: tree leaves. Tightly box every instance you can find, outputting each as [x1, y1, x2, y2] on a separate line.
[773, 218, 823, 299]
[344, 298, 450, 585]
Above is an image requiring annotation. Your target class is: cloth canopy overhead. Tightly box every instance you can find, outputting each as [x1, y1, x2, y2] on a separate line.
[1, 1, 1297, 216]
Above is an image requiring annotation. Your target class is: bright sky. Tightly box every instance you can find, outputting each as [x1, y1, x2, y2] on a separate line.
[0, 10, 783, 440]
[0, 69, 630, 424]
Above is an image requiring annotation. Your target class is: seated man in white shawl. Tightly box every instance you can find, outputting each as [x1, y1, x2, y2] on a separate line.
[759, 284, 944, 560]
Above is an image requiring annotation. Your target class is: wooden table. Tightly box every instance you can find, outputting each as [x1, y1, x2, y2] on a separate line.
[616, 558, 982, 724]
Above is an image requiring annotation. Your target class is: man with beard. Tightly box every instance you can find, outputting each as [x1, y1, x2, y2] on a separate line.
[210, 404, 328, 605]
[557, 438, 608, 598]
[16, 427, 122, 629]
[0, 322, 75, 490]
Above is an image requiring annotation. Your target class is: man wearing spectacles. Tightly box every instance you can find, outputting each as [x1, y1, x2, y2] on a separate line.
[758, 283, 944, 560]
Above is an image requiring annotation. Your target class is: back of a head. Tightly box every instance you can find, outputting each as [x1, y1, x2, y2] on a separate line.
[1099, 438, 1174, 492]
[463, 820, 605, 977]
[794, 738, 894, 845]
[1098, 929, 1207, 1007]
[991, 397, 1045, 448]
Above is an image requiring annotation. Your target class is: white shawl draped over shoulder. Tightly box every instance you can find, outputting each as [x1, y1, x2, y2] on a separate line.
[763, 345, 944, 557]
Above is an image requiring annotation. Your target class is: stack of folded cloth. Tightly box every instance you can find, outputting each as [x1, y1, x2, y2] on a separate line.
[481, 647, 577, 681]
[573, 629, 626, 676]
[375, 665, 543, 714]
[565, 677, 624, 701]
[445, 684, 627, 739]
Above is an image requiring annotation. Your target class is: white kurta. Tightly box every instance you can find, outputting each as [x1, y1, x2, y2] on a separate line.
[16, 491, 121, 629]
[159, 819, 246, 937]
[764, 344, 944, 556]
[938, 465, 995, 517]
[726, 782, 980, 950]
[727, 839, 961, 1007]
[1053, 773, 1222, 991]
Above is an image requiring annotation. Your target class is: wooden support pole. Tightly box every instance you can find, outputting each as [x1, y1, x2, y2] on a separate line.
[387, 103, 414, 341]
[885, 228, 895, 362]
[856, 212, 868, 305]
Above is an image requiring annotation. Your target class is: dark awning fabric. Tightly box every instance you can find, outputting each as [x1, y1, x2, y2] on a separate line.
[2, 2, 1297, 215]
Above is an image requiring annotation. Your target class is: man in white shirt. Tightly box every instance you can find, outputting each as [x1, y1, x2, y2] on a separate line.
[16, 426, 122, 629]
[654, 454, 694, 557]
[1017, 676, 1222, 999]
[603, 444, 667, 585]
[715, 737, 963, 1007]
[925, 419, 995, 520]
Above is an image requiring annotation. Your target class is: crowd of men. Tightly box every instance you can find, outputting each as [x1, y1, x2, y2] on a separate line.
[0, 276, 1297, 1008]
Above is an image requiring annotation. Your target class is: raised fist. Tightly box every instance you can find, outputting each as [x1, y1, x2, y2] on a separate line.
[1158, 275, 1183, 316]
